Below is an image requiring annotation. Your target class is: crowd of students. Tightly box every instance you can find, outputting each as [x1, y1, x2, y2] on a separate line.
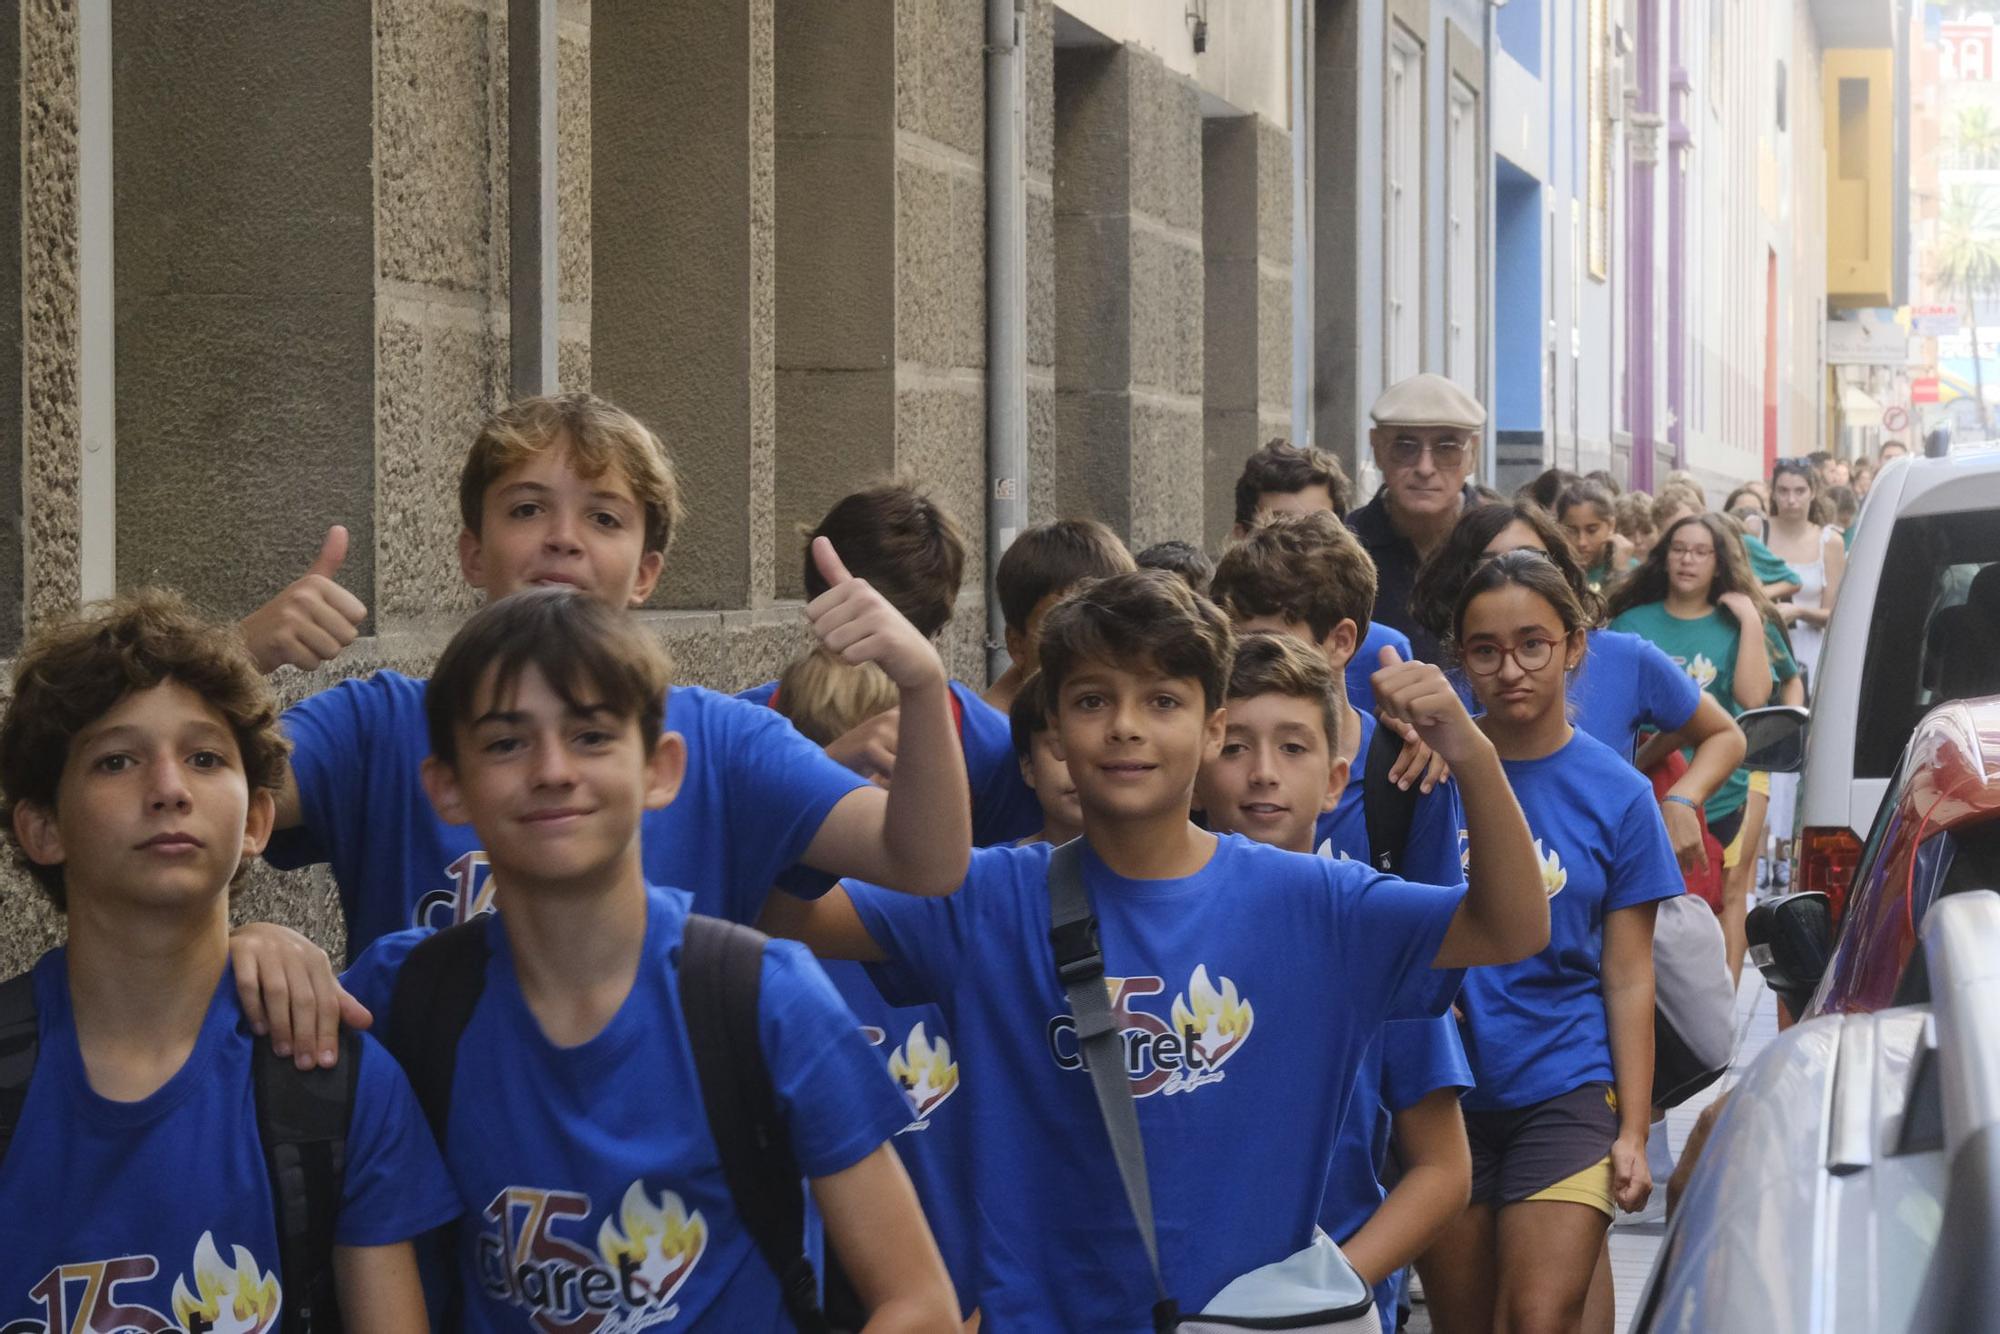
[0, 376, 1886, 1333]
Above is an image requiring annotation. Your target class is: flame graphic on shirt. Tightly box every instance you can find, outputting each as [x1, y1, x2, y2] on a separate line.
[1536, 839, 1569, 899]
[1168, 966, 1255, 1069]
[594, 1182, 707, 1307]
[170, 1233, 280, 1334]
[887, 1022, 960, 1120]
[1685, 653, 1718, 689]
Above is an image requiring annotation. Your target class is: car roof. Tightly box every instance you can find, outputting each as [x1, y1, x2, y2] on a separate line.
[1897, 696, 2000, 826]
[1884, 445, 2000, 518]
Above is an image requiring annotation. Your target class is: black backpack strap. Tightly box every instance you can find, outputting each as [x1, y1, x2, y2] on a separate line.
[384, 921, 492, 1146]
[254, 1027, 361, 1334]
[1362, 716, 1420, 877]
[1046, 841, 1180, 1333]
[680, 914, 828, 1334]
[0, 972, 39, 1171]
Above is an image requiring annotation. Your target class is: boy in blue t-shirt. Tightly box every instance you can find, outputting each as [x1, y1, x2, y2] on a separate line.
[1191, 633, 1472, 1334]
[341, 588, 958, 1332]
[235, 394, 970, 1047]
[0, 593, 457, 1330]
[1228, 440, 1412, 713]
[1006, 672, 1082, 847]
[1209, 511, 1463, 881]
[739, 482, 1043, 848]
[759, 570, 1548, 1329]
[980, 517, 1137, 714]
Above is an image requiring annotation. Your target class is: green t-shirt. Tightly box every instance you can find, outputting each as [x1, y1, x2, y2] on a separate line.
[1609, 600, 1799, 820]
[1743, 535, 1798, 590]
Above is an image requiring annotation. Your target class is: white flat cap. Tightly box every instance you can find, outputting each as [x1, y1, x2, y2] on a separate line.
[1369, 373, 1487, 429]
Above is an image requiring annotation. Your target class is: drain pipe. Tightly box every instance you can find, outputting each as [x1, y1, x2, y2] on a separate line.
[985, 0, 1030, 685]
[1291, 0, 1313, 445]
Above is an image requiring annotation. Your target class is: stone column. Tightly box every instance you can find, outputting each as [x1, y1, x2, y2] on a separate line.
[772, 0, 896, 601]
[1201, 114, 1293, 551]
[893, 0, 988, 680]
[1053, 42, 1204, 551]
[595, 0, 774, 612]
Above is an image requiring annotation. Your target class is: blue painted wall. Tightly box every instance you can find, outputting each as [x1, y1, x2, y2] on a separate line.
[1495, 160, 1542, 432]
[1497, 0, 1541, 77]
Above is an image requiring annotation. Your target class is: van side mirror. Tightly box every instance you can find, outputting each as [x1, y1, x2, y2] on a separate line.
[1737, 705, 1809, 773]
[1746, 891, 1834, 1020]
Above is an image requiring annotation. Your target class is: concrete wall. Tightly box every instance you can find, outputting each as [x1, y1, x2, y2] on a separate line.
[0, 0, 1291, 972]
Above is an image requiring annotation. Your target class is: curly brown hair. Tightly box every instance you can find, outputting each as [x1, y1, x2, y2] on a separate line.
[0, 591, 289, 908]
[1210, 511, 1378, 644]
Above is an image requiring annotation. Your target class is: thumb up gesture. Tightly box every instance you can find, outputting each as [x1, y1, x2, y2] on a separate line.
[805, 537, 945, 694]
[239, 526, 370, 673]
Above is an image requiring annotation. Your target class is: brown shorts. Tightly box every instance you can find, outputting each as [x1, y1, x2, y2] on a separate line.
[1464, 1083, 1619, 1215]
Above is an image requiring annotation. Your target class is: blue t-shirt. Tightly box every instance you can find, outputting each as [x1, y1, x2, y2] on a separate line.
[268, 674, 867, 955]
[845, 835, 1466, 1329]
[0, 953, 457, 1332]
[343, 885, 912, 1333]
[820, 961, 975, 1316]
[1346, 622, 1413, 714]
[1457, 731, 1684, 1111]
[1320, 1013, 1471, 1334]
[1315, 710, 1469, 888]
[1569, 628, 1703, 759]
[737, 677, 1042, 848]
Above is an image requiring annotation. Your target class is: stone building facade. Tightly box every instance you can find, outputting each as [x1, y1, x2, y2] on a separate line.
[0, 0, 1295, 969]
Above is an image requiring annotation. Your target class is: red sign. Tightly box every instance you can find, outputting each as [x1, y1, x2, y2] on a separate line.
[1913, 377, 1941, 405]
[1945, 23, 1996, 82]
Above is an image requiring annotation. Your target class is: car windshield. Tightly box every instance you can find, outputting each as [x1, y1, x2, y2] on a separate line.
[1857, 511, 2000, 778]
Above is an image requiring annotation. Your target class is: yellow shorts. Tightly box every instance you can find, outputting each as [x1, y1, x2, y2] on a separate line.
[1723, 772, 1773, 870]
[1525, 1155, 1617, 1219]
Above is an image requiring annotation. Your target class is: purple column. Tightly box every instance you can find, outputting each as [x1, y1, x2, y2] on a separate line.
[1627, 0, 1659, 489]
[1668, 0, 1688, 471]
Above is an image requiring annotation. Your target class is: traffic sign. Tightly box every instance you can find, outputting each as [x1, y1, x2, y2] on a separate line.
[1913, 378, 1941, 405]
[1883, 405, 1910, 432]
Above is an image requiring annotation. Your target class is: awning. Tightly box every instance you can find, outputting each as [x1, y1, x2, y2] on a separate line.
[1838, 385, 1884, 428]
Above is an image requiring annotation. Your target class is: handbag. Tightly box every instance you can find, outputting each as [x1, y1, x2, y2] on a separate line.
[1650, 891, 1736, 1108]
[1046, 840, 1381, 1333]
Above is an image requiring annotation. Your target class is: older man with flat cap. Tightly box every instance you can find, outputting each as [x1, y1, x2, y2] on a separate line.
[1345, 372, 1485, 662]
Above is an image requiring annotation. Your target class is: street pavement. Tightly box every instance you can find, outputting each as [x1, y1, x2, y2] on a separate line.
[1402, 969, 1778, 1333]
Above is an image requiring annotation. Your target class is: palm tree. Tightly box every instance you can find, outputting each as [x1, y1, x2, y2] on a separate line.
[1933, 187, 2000, 433]
[1954, 106, 2000, 169]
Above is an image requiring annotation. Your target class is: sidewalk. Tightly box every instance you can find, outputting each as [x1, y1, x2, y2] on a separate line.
[1403, 971, 1777, 1333]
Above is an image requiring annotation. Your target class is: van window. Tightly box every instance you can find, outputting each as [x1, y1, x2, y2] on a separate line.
[1856, 511, 2000, 777]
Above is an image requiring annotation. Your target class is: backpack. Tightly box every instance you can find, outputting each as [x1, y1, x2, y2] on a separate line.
[0, 969, 358, 1333]
[384, 913, 830, 1333]
[1361, 716, 1421, 877]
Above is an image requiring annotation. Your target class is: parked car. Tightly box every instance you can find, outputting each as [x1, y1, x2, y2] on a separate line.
[1785, 445, 2000, 918]
[1630, 702, 2000, 1330]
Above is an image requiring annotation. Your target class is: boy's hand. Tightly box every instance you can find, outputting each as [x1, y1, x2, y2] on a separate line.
[1381, 718, 1451, 794]
[240, 526, 369, 673]
[1371, 647, 1488, 769]
[806, 537, 946, 693]
[826, 708, 899, 786]
[229, 922, 373, 1069]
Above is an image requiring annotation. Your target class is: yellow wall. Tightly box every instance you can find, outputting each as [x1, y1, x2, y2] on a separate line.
[1823, 48, 1895, 308]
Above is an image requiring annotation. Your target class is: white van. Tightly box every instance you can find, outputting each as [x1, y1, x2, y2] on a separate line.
[1788, 445, 2000, 915]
